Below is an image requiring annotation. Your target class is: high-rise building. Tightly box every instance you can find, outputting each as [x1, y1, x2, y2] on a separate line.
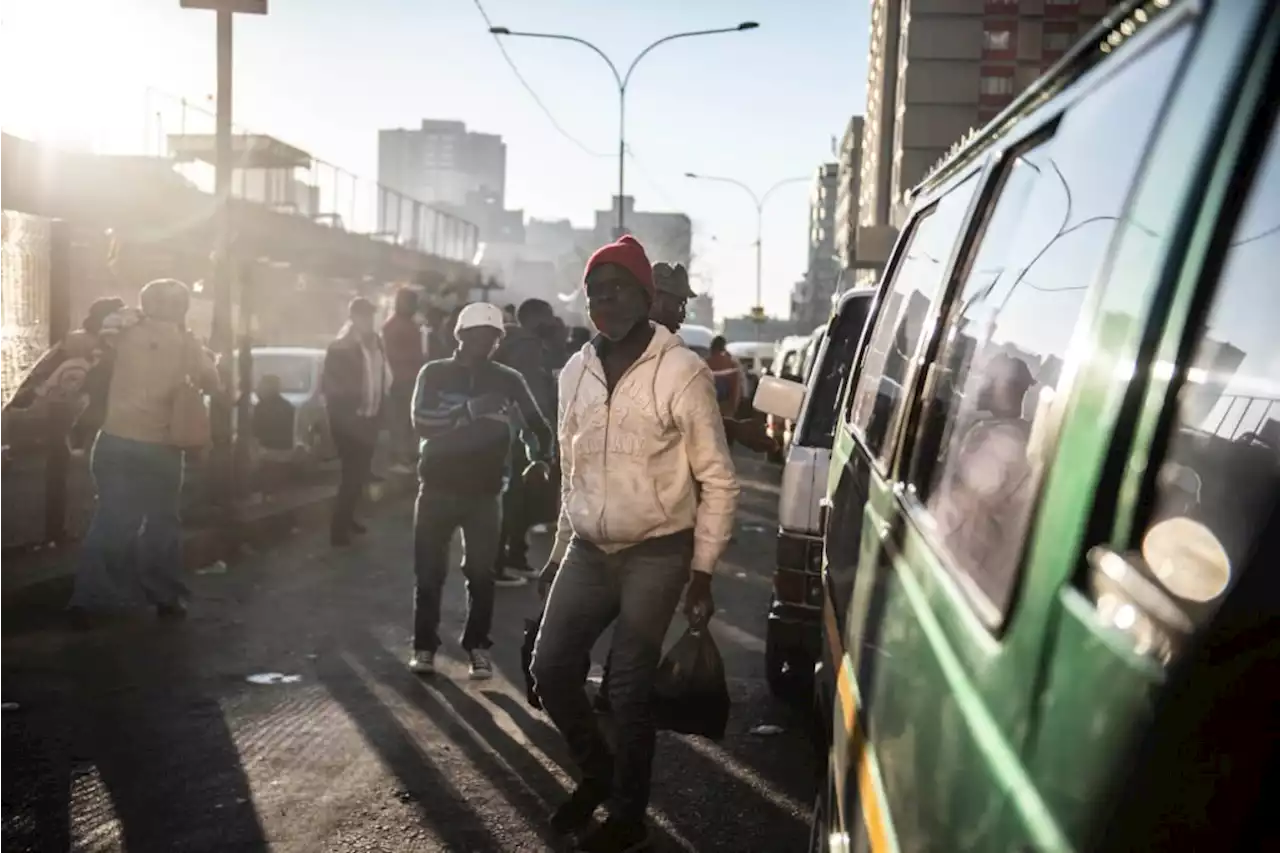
[857, 0, 1121, 284]
[377, 119, 506, 239]
[594, 196, 692, 271]
[793, 163, 840, 330]
[835, 116, 865, 292]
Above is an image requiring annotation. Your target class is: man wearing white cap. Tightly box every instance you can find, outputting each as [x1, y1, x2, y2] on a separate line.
[409, 302, 553, 679]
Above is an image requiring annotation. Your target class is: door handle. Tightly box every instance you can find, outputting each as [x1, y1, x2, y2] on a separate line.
[1086, 545, 1194, 665]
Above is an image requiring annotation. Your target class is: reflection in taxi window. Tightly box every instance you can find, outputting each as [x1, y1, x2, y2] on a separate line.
[1143, 116, 1280, 612]
[906, 29, 1189, 618]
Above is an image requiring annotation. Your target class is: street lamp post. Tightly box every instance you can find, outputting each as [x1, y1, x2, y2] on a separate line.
[684, 173, 808, 337]
[490, 22, 759, 235]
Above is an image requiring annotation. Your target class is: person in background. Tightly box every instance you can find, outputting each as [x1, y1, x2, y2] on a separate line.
[381, 287, 425, 475]
[503, 303, 518, 325]
[322, 297, 389, 547]
[650, 262, 694, 335]
[409, 302, 553, 679]
[706, 335, 743, 420]
[68, 279, 219, 628]
[252, 373, 297, 500]
[567, 325, 592, 352]
[424, 306, 453, 362]
[492, 297, 560, 585]
[532, 235, 738, 851]
[3, 296, 129, 456]
[542, 314, 570, 374]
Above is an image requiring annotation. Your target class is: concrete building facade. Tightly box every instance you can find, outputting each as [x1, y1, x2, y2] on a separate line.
[377, 119, 506, 241]
[792, 163, 840, 330]
[835, 116, 865, 292]
[856, 0, 1121, 285]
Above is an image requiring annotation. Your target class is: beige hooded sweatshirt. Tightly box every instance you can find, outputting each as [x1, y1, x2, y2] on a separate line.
[550, 323, 739, 575]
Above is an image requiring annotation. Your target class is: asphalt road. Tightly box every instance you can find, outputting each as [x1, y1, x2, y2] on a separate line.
[2, 456, 817, 852]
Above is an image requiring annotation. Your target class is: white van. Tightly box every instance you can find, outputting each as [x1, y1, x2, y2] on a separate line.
[751, 289, 876, 699]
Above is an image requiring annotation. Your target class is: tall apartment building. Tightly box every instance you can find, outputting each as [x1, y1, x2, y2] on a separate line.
[377, 119, 506, 239]
[792, 163, 840, 330]
[594, 196, 692, 270]
[835, 116, 866, 292]
[856, 0, 1120, 284]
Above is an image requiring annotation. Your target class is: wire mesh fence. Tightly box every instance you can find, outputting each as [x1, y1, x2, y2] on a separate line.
[1, 211, 53, 405]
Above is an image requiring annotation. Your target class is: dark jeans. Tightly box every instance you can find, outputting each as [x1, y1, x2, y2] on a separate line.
[387, 381, 416, 465]
[70, 432, 187, 611]
[413, 488, 502, 653]
[531, 536, 693, 822]
[331, 416, 376, 537]
[499, 444, 530, 568]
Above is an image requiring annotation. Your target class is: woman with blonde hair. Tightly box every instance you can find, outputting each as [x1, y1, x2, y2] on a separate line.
[68, 278, 220, 628]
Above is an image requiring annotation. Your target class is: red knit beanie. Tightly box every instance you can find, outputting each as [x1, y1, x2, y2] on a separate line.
[584, 235, 654, 298]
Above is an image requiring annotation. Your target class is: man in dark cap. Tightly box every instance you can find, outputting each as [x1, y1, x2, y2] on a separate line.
[531, 234, 739, 852]
[650, 262, 695, 334]
[322, 297, 389, 546]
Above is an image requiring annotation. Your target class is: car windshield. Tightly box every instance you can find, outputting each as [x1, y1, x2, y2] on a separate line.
[252, 354, 314, 395]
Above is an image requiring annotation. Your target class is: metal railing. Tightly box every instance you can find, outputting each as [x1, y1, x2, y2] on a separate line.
[141, 89, 479, 264]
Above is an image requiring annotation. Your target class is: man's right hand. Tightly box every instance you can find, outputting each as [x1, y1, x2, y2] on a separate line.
[537, 558, 559, 600]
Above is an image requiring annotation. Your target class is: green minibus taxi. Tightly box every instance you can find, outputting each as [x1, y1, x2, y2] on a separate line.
[811, 0, 1279, 850]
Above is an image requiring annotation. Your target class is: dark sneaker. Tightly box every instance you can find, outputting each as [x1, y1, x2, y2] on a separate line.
[577, 817, 650, 852]
[493, 569, 528, 588]
[156, 601, 188, 621]
[507, 562, 542, 579]
[349, 521, 368, 535]
[468, 649, 493, 681]
[550, 777, 611, 835]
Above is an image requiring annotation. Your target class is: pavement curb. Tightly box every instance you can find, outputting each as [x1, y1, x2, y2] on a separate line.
[1, 472, 418, 620]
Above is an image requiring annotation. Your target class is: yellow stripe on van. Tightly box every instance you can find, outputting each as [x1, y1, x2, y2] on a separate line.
[824, 593, 894, 853]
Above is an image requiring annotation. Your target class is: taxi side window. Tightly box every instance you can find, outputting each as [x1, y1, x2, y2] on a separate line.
[1139, 116, 1280, 618]
[904, 28, 1190, 621]
[846, 174, 978, 466]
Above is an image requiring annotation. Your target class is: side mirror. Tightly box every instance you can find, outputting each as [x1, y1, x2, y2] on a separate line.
[753, 374, 806, 422]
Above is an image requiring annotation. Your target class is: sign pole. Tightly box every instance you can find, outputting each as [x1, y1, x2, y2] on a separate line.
[209, 7, 237, 548]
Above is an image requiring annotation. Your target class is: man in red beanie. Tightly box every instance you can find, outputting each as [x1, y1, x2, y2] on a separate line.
[531, 234, 739, 851]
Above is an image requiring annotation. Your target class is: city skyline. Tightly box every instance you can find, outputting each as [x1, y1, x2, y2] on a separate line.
[1, 0, 867, 319]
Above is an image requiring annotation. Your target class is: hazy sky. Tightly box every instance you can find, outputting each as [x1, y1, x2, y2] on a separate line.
[1, 0, 868, 317]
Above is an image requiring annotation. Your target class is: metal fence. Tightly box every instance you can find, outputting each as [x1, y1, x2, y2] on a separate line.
[1, 212, 87, 548]
[142, 89, 480, 264]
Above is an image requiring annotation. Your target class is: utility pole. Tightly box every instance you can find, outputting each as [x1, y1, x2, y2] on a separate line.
[182, 0, 267, 550]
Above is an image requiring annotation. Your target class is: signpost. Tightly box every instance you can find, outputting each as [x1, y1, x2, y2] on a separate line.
[181, 0, 267, 552]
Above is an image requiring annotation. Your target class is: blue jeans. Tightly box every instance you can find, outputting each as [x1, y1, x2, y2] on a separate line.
[70, 432, 188, 611]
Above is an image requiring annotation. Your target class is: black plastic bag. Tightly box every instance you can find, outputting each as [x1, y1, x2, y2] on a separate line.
[521, 616, 543, 711]
[653, 625, 730, 740]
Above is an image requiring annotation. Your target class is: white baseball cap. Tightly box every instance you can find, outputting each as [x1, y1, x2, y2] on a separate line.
[454, 302, 507, 335]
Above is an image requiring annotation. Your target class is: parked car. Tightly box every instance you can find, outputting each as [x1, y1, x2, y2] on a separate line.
[752, 289, 875, 701]
[728, 340, 776, 406]
[764, 331, 822, 463]
[812, 3, 1280, 851]
[237, 347, 332, 464]
[676, 322, 715, 358]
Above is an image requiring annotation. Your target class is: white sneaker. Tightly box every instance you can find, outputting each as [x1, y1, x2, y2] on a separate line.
[389, 462, 415, 475]
[409, 651, 435, 675]
[468, 649, 493, 680]
[529, 523, 552, 535]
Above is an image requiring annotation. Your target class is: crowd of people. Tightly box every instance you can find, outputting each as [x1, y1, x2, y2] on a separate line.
[5, 233, 746, 853]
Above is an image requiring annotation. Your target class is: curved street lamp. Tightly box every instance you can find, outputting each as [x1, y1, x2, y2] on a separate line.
[684, 172, 808, 325]
[490, 22, 759, 234]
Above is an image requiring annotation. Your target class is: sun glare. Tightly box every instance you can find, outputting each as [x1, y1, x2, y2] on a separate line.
[1, 0, 150, 152]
